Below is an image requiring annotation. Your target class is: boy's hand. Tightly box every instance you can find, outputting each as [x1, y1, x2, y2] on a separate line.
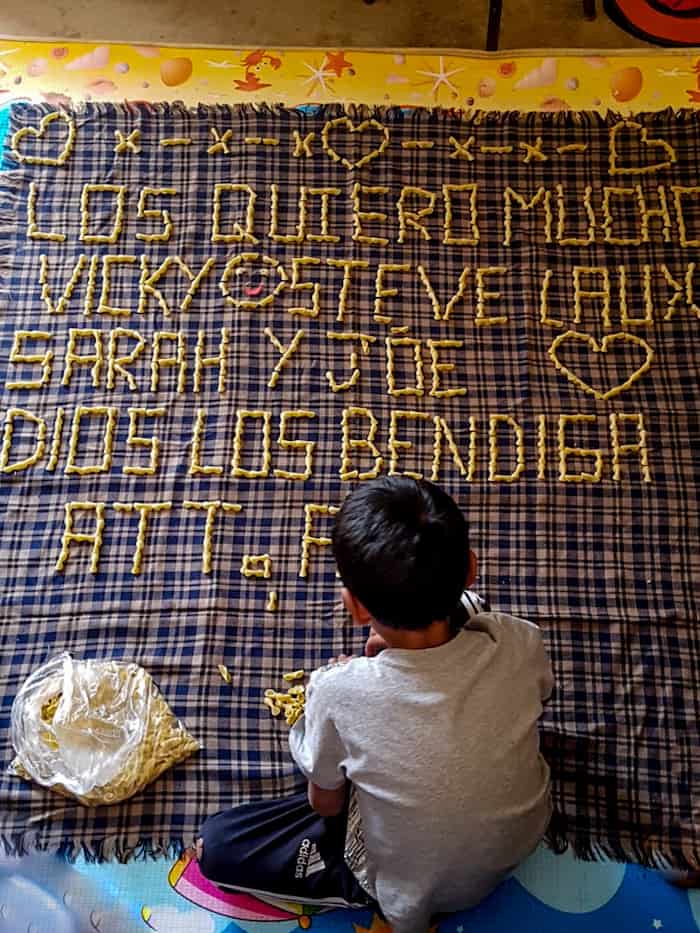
[326, 654, 355, 667]
[308, 781, 346, 817]
[365, 628, 390, 657]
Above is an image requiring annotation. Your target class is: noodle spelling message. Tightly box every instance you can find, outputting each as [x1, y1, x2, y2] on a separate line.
[3, 106, 696, 603]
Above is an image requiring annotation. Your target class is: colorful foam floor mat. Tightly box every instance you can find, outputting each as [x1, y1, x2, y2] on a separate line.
[3, 845, 700, 931]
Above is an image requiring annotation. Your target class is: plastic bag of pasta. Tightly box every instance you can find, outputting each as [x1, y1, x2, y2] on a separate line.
[8, 653, 199, 806]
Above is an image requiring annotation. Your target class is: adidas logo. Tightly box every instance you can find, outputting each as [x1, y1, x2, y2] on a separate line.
[306, 843, 325, 876]
[295, 838, 326, 879]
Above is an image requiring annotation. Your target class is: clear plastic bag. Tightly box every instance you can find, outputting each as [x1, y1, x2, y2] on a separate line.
[9, 653, 199, 806]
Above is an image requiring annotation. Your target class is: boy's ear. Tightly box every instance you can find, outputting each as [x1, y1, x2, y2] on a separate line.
[466, 549, 477, 588]
[341, 587, 373, 626]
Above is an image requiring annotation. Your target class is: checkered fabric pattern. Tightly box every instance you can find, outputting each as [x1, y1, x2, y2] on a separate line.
[0, 103, 699, 867]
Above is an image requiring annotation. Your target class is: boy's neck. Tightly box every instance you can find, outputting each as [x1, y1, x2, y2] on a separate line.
[374, 618, 454, 651]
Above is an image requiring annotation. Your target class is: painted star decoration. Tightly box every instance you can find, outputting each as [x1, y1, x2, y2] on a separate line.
[652, 921, 663, 930]
[415, 56, 464, 101]
[353, 915, 393, 933]
[301, 60, 336, 97]
[324, 50, 353, 78]
[301, 51, 353, 97]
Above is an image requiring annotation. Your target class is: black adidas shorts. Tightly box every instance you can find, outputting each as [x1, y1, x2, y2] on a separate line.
[198, 791, 375, 909]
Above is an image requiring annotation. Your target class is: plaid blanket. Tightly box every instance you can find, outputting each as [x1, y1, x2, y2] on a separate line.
[0, 102, 699, 868]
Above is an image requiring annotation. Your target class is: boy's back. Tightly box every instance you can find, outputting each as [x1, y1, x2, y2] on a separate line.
[290, 608, 553, 933]
[198, 478, 553, 933]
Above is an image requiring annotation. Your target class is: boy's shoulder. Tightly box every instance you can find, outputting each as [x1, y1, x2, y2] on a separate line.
[304, 657, 371, 717]
[309, 656, 371, 692]
[468, 608, 541, 630]
[467, 609, 544, 647]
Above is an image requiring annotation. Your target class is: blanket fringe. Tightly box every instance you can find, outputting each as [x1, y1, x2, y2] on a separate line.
[1, 830, 187, 864]
[0, 822, 689, 868]
[0, 153, 22, 328]
[5, 98, 700, 129]
[545, 808, 681, 871]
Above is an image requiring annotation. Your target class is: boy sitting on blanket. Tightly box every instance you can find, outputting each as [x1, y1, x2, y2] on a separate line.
[197, 477, 553, 933]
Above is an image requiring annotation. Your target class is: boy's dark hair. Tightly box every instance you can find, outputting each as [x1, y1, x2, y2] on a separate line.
[332, 476, 470, 631]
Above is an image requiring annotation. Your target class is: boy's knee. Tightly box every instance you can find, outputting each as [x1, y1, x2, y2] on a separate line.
[197, 813, 225, 880]
[197, 810, 247, 882]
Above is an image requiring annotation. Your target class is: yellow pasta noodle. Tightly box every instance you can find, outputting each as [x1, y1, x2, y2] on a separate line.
[26, 181, 65, 242]
[299, 503, 339, 578]
[351, 183, 389, 246]
[519, 137, 547, 164]
[396, 186, 436, 244]
[488, 414, 525, 483]
[375, 264, 411, 324]
[288, 256, 322, 318]
[292, 131, 314, 158]
[241, 554, 272, 578]
[194, 328, 230, 394]
[98, 255, 137, 317]
[107, 328, 146, 391]
[12, 111, 76, 166]
[151, 331, 187, 393]
[275, 410, 316, 481]
[65, 406, 118, 475]
[325, 331, 376, 393]
[340, 407, 384, 481]
[114, 129, 141, 155]
[124, 407, 165, 476]
[183, 500, 242, 573]
[136, 187, 176, 242]
[55, 501, 106, 574]
[385, 334, 425, 397]
[0, 408, 47, 473]
[212, 183, 258, 243]
[557, 414, 603, 483]
[609, 413, 651, 483]
[113, 502, 173, 576]
[6, 331, 53, 389]
[263, 671, 308, 726]
[442, 184, 479, 246]
[231, 410, 272, 478]
[208, 128, 233, 155]
[264, 327, 305, 389]
[321, 117, 389, 171]
[39, 254, 88, 316]
[46, 408, 65, 473]
[62, 329, 103, 388]
[189, 409, 223, 476]
[389, 410, 429, 479]
[431, 415, 473, 482]
[80, 183, 127, 245]
[448, 136, 474, 161]
[426, 339, 466, 398]
[327, 258, 369, 323]
[475, 267, 508, 326]
[266, 591, 279, 612]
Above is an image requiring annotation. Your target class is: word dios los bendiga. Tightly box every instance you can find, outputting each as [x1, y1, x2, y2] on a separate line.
[2, 404, 651, 486]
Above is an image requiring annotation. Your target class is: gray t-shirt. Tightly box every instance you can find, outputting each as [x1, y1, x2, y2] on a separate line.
[289, 605, 553, 933]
